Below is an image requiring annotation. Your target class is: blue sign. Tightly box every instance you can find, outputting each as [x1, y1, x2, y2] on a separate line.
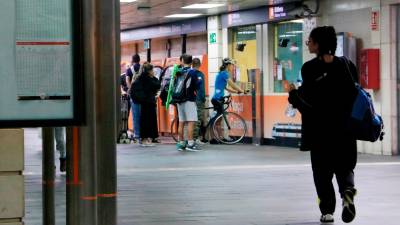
[221, 7, 269, 28]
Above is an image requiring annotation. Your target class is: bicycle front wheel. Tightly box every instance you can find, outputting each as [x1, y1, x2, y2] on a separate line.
[212, 112, 247, 144]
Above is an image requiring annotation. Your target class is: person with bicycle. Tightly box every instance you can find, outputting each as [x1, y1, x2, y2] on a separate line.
[210, 58, 246, 143]
[211, 58, 245, 114]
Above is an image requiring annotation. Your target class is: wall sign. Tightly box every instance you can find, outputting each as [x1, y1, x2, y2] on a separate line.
[371, 11, 379, 31]
[209, 32, 217, 44]
[221, 2, 301, 28]
[121, 18, 207, 42]
[221, 7, 269, 28]
[0, 0, 84, 127]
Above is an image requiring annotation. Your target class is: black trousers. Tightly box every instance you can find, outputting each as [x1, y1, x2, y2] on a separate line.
[310, 139, 357, 215]
[140, 102, 158, 139]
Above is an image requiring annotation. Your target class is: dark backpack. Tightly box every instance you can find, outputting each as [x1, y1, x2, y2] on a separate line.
[342, 57, 384, 142]
[130, 78, 145, 103]
[159, 66, 173, 106]
[171, 69, 192, 104]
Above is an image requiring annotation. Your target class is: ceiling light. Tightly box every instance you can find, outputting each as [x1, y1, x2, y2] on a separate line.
[120, 0, 137, 3]
[165, 14, 202, 18]
[182, 4, 225, 9]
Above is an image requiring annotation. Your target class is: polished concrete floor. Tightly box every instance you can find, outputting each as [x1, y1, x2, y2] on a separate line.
[24, 128, 400, 225]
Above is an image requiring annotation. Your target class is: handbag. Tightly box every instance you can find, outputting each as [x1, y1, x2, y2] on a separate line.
[341, 57, 384, 142]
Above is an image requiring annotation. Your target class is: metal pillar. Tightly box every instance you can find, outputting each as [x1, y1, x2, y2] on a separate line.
[167, 39, 171, 57]
[66, 127, 80, 225]
[42, 128, 55, 225]
[66, 0, 98, 224]
[181, 34, 187, 54]
[95, 0, 118, 224]
[147, 39, 152, 62]
[66, 0, 118, 224]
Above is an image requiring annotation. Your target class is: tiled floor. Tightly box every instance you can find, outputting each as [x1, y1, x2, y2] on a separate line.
[24, 128, 400, 225]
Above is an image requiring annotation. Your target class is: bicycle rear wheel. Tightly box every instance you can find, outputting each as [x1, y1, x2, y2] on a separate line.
[170, 118, 179, 142]
[212, 112, 247, 144]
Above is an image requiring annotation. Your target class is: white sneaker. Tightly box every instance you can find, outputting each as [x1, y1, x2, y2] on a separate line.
[320, 214, 334, 223]
[195, 139, 206, 145]
[141, 140, 155, 147]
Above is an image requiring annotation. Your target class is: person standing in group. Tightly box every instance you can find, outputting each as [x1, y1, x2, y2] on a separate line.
[192, 58, 206, 145]
[288, 26, 358, 224]
[131, 62, 161, 147]
[172, 54, 201, 152]
[127, 54, 141, 143]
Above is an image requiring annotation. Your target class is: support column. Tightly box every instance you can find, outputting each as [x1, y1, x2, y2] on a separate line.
[96, 0, 118, 224]
[207, 16, 224, 97]
[67, 0, 119, 224]
[67, 0, 99, 224]
[181, 34, 187, 54]
[42, 128, 55, 225]
[0, 129, 24, 225]
[146, 39, 152, 62]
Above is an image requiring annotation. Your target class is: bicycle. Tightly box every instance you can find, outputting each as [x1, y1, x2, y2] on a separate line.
[170, 95, 247, 144]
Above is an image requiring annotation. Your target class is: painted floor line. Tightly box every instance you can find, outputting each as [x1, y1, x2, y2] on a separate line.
[23, 162, 400, 175]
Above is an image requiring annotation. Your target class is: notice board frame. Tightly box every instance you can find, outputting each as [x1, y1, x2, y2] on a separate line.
[0, 0, 85, 128]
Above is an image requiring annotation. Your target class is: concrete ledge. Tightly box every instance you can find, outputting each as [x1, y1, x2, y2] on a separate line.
[0, 175, 24, 219]
[0, 129, 24, 171]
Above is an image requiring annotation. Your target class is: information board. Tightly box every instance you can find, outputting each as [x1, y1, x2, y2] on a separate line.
[0, 0, 83, 127]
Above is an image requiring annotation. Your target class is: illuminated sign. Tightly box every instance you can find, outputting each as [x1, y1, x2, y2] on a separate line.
[269, 6, 288, 19]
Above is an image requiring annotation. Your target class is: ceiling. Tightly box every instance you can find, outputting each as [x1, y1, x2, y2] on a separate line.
[120, 0, 304, 30]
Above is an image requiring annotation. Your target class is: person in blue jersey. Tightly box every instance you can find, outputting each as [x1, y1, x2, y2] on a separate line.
[192, 58, 206, 144]
[211, 58, 245, 114]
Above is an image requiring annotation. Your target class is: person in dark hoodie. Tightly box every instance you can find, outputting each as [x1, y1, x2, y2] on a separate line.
[288, 26, 358, 224]
[131, 62, 160, 147]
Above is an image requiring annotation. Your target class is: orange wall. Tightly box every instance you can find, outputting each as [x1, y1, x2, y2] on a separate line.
[263, 95, 301, 138]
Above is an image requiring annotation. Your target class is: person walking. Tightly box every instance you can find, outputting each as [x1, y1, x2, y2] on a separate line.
[288, 26, 358, 224]
[127, 54, 141, 142]
[192, 58, 206, 144]
[132, 62, 161, 147]
[54, 127, 66, 172]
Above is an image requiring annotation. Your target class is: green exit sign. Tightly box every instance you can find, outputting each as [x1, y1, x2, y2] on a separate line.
[209, 32, 217, 44]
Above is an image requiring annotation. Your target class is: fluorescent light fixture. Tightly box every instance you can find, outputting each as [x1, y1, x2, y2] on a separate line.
[182, 4, 225, 9]
[286, 31, 303, 34]
[279, 34, 296, 38]
[120, 0, 137, 2]
[165, 14, 202, 18]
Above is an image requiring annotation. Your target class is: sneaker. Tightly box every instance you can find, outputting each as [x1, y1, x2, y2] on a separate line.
[209, 139, 219, 144]
[152, 138, 161, 143]
[195, 139, 206, 145]
[342, 189, 356, 223]
[186, 144, 202, 152]
[176, 142, 186, 151]
[141, 140, 155, 147]
[320, 214, 334, 223]
[59, 158, 66, 172]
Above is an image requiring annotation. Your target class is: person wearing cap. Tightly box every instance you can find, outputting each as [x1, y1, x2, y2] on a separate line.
[211, 58, 245, 114]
